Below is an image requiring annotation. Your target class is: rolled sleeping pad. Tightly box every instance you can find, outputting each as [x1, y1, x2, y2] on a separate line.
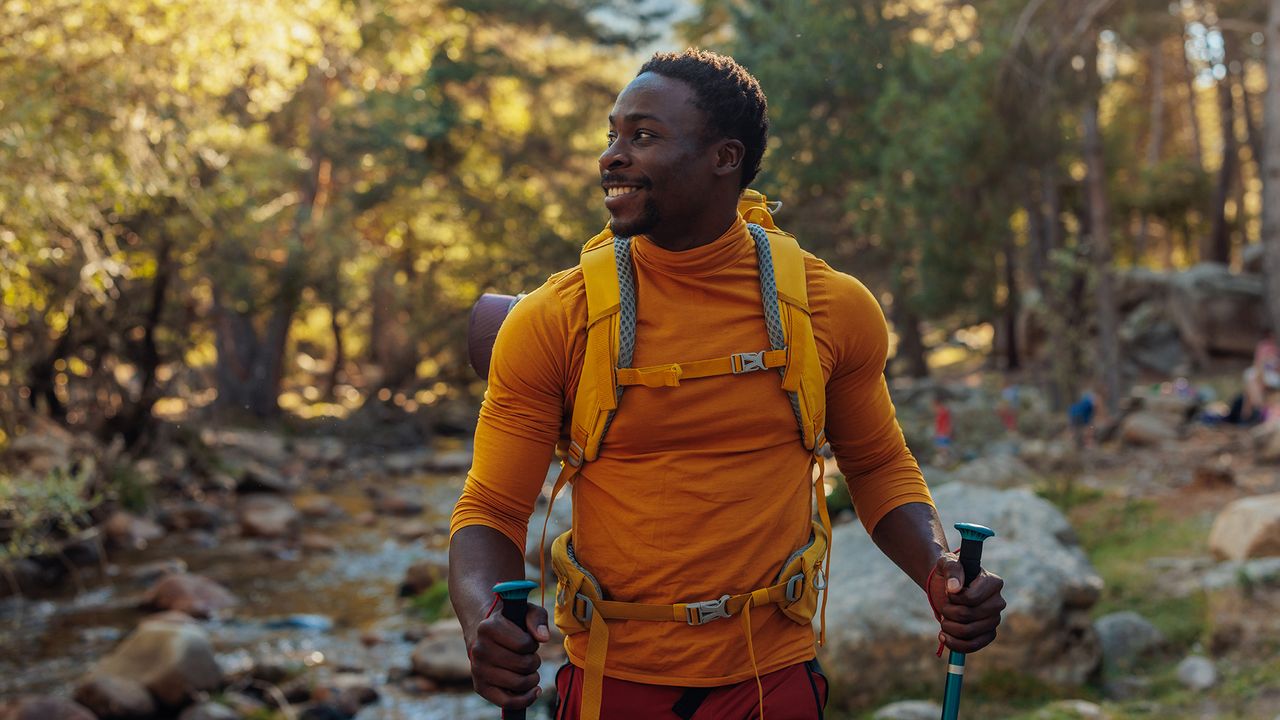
[468, 293, 524, 379]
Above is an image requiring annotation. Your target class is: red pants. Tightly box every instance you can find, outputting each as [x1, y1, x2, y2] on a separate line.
[552, 660, 828, 720]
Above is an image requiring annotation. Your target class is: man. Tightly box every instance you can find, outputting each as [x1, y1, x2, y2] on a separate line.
[450, 49, 1005, 719]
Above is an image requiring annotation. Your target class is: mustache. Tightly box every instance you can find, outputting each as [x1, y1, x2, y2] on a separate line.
[600, 173, 650, 189]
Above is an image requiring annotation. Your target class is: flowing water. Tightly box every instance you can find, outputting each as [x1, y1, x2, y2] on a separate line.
[0, 470, 555, 719]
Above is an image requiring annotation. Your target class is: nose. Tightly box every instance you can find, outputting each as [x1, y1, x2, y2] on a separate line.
[599, 139, 629, 174]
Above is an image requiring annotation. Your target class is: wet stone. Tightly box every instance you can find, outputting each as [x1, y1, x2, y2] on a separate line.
[177, 702, 239, 720]
[1, 696, 98, 720]
[73, 673, 157, 719]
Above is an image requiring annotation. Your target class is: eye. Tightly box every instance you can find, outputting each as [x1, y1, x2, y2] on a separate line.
[605, 131, 617, 146]
[635, 130, 657, 141]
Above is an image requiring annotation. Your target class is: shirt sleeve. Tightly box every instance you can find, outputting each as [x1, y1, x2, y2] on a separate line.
[813, 264, 933, 535]
[449, 278, 576, 551]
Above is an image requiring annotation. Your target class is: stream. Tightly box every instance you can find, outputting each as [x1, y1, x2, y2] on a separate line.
[0, 468, 555, 719]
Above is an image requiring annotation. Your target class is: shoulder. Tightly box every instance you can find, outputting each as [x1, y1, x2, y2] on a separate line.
[801, 253, 884, 321]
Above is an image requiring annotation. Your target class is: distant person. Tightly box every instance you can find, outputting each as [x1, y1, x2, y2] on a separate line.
[933, 394, 954, 465]
[1068, 390, 1095, 449]
[449, 50, 1005, 720]
[997, 381, 1019, 433]
[1243, 330, 1280, 423]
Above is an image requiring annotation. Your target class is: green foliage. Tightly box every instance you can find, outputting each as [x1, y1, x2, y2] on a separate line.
[106, 462, 153, 513]
[408, 581, 452, 621]
[0, 462, 102, 562]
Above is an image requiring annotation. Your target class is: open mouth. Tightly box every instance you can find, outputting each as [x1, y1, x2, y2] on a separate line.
[605, 186, 642, 198]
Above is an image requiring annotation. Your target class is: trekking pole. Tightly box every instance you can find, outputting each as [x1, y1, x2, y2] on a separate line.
[939, 523, 995, 720]
[492, 580, 540, 720]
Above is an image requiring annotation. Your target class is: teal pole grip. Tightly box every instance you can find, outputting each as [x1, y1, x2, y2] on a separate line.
[940, 523, 994, 720]
[492, 580, 539, 720]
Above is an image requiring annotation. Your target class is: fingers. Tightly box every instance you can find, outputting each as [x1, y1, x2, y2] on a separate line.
[469, 612, 545, 710]
[527, 603, 551, 643]
[936, 571, 1006, 654]
[945, 572, 1005, 607]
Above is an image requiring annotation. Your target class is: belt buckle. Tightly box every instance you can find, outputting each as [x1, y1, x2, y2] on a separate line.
[685, 594, 732, 625]
[731, 351, 766, 374]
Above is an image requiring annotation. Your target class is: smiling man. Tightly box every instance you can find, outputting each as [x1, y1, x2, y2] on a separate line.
[449, 50, 1005, 720]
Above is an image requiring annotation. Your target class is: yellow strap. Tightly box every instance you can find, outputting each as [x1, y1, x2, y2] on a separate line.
[585, 582, 793, 623]
[580, 607, 609, 720]
[741, 601, 765, 720]
[813, 454, 832, 646]
[616, 349, 788, 387]
[539, 460, 580, 607]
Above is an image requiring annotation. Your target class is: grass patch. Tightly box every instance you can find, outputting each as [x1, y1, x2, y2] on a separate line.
[408, 581, 452, 621]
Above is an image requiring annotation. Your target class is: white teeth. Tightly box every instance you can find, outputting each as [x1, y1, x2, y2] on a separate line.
[606, 187, 638, 198]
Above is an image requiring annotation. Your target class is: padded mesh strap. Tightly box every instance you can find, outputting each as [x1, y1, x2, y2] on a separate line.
[748, 223, 805, 437]
[598, 236, 635, 445]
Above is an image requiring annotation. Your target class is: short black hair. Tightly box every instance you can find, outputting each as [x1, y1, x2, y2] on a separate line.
[638, 49, 769, 190]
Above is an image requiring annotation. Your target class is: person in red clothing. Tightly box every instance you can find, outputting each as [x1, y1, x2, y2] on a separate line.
[449, 50, 1006, 719]
[932, 394, 954, 465]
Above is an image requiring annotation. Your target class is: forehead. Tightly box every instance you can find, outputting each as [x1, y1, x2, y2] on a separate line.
[610, 72, 706, 131]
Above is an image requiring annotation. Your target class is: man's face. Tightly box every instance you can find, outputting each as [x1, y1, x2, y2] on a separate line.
[599, 73, 718, 239]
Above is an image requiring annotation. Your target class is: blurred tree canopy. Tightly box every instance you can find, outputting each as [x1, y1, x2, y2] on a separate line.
[1, 0, 1276, 446]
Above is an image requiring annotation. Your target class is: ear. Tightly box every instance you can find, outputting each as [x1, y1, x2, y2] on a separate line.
[711, 139, 745, 179]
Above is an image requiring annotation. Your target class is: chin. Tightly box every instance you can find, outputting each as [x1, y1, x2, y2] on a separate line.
[609, 207, 660, 239]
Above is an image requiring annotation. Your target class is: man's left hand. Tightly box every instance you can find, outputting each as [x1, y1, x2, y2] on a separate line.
[927, 553, 1005, 653]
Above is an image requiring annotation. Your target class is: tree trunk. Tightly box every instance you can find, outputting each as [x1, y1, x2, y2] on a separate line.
[103, 236, 173, 448]
[1137, 41, 1166, 263]
[889, 290, 929, 379]
[1002, 231, 1020, 371]
[1184, 26, 1206, 174]
[1240, 60, 1264, 171]
[1207, 57, 1238, 265]
[1084, 47, 1122, 416]
[1024, 181, 1047, 293]
[1264, 0, 1280, 332]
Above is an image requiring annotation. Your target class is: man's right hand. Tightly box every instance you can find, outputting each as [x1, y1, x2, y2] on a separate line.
[466, 599, 551, 710]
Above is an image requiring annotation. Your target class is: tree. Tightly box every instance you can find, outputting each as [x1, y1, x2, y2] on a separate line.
[1265, 0, 1280, 332]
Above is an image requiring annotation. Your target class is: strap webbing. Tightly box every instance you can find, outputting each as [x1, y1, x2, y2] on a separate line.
[615, 349, 788, 387]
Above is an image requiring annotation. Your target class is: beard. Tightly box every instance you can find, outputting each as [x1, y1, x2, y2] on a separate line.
[608, 195, 661, 238]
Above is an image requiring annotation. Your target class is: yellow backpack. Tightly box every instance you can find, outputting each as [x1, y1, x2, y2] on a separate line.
[531, 191, 835, 720]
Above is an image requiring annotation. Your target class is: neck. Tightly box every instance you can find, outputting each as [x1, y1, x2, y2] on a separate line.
[645, 205, 740, 252]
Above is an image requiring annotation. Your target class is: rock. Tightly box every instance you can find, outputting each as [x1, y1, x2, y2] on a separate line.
[1120, 300, 1189, 376]
[1175, 655, 1217, 690]
[143, 574, 238, 619]
[235, 460, 295, 495]
[1243, 242, 1265, 274]
[1209, 493, 1280, 561]
[237, 494, 300, 538]
[948, 455, 1039, 489]
[0, 696, 97, 720]
[294, 437, 347, 466]
[204, 429, 290, 466]
[92, 617, 223, 708]
[103, 511, 165, 550]
[74, 674, 156, 719]
[128, 559, 188, 584]
[157, 501, 228, 531]
[369, 489, 425, 516]
[294, 496, 342, 519]
[871, 700, 942, 720]
[1094, 611, 1165, 671]
[177, 702, 238, 720]
[1119, 412, 1179, 447]
[1191, 462, 1235, 490]
[819, 483, 1102, 706]
[300, 532, 338, 553]
[1253, 422, 1280, 464]
[400, 561, 446, 597]
[410, 620, 472, 685]
[1166, 263, 1266, 365]
[1200, 557, 1280, 590]
[427, 449, 473, 473]
[383, 449, 433, 475]
[395, 520, 433, 542]
[1036, 700, 1110, 719]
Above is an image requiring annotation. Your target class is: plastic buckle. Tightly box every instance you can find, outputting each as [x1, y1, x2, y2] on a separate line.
[573, 593, 594, 624]
[567, 441, 584, 468]
[812, 568, 827, 591]
[785, 574, 804, 603]
[685, 594, 732, 625]
[731, 351, 766, 374]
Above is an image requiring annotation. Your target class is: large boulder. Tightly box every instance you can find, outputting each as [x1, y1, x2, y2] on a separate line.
[1118, 412, 1179, 447]
[410, 620, 472, 685]
[1208, 493, 1280, 561]
[73, 674, 156, 719]
[0, 697, 97, 720]
[819, 483, 1102, 708]
[1119, 300, 1189, 376]
[91, 617, 223, 708]
[237, 494, 300, 538]
[1165, 263, 1266, 365]
[948, 455, 1040, 490]
[143, 574, 238, 619]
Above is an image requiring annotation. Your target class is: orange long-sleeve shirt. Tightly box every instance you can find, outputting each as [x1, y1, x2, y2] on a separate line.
[451, 216, 932, 686]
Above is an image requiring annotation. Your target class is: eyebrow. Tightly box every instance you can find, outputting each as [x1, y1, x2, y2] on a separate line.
[607, 112, 666, 125]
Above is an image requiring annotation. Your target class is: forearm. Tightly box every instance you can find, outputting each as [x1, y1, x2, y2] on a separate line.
[449, 524, 528, 644]
[869, 501, 950, 589]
